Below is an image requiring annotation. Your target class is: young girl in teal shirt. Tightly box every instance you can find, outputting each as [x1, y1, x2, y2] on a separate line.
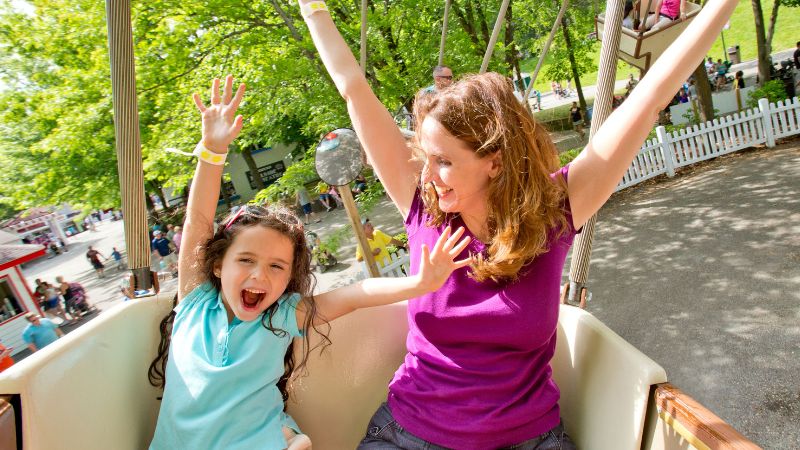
[148, 76, 473, 449]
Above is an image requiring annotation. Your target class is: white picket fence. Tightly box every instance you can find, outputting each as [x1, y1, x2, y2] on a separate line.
[360, 248, 411, 278]
[616, 96, 800, 191]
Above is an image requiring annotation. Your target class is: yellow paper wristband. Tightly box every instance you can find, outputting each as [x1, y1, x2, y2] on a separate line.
[194, 142, 228, 166]
[301, 1, 328, 19]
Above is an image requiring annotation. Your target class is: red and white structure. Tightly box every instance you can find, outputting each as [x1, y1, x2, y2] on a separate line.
[0, 231, 46, 356]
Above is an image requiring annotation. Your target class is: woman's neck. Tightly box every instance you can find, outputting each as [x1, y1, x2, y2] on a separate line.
[459, 204, 490, 243]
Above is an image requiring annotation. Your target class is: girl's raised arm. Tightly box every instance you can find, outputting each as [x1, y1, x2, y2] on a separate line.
[566, 0, 736, 229]
[178, 76, 245, 300]
[298, 0, 419, 217]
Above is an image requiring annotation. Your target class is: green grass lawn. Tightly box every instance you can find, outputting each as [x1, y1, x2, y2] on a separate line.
[521, 1, 800, 93]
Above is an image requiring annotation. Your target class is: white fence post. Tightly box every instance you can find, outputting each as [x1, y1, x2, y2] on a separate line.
[656, 125, 676, 177]
[759, 98, 775, 148]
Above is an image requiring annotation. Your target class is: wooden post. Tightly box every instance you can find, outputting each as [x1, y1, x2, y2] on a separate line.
[338, 188, 380, 278]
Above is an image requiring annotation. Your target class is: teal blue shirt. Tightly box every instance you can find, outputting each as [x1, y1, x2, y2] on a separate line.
[22, 318, 59, 349]
[149, 282, 303, 449]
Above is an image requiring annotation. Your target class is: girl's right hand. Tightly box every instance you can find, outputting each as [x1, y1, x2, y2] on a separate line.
[192, 75, 246, 153]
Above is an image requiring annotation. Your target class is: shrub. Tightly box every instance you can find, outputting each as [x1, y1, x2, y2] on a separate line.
[746, 80, 788, 108]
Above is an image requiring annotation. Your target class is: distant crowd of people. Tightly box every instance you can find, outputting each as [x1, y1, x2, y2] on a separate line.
[32, 277, 96, 329]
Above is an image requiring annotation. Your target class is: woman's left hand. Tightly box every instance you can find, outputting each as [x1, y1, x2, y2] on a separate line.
[416, 226, 473, 292]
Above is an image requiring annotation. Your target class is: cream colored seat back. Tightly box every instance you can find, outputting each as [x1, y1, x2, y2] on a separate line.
[0, 296, 666, 450]
[289, 304, 667, 450]
[0, 295, 174, 450]
[552, 306, 667, 450]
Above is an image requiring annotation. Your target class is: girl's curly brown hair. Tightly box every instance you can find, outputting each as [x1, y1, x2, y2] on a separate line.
[148, 204, 330, 403]
[413, 72, 570, 283]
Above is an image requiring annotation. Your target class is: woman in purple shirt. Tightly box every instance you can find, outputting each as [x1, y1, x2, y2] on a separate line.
[299, 0, 736, 448]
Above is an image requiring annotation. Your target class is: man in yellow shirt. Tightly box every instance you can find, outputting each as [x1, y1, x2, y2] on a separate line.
[355, 218, 405, 268]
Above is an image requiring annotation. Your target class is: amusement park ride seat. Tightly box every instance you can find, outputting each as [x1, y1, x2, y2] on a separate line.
[596, 2, 702, 73]
[0, 290, 759, 449]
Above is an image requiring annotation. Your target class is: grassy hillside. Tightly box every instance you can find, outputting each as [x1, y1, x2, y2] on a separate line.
[521, 1, 800, 93]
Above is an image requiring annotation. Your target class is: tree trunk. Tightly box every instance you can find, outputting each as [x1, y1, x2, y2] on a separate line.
[144, 191, 160, 220]
[146, 180, 172, 213]
[156, 187, 171, 213]
[504, 1, 523, 89]
[692, 63, 715, 122]
[561, 14, 588, 114]
[766, 0, 781, 55]
[241, 146, 265, 191]
[751, 0, 771, 85]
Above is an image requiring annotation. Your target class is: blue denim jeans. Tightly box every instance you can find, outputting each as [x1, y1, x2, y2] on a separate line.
[357, 403, 578, 450]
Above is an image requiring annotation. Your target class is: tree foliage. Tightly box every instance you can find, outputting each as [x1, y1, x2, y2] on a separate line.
[0, 0, 572, 217]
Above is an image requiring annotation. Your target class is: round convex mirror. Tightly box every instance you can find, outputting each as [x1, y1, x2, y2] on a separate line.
[314, 128, 364, 186]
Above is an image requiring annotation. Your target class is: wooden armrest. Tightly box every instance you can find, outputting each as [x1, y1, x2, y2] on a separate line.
[0, 395, 18, 450]
[655, 383, 761, 449]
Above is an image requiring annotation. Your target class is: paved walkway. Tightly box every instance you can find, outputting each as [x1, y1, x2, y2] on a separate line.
[574, 141, 799, 448]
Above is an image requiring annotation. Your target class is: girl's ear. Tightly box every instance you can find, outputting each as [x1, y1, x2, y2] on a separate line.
[488, 151, 503, 178]
[213, 262, 221, 278]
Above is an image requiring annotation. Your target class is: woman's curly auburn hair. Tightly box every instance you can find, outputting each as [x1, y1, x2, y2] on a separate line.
[413, 72, 570, 283]
[148, 204, 330, 403]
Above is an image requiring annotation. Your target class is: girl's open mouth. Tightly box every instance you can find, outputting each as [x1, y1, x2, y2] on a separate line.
[241, 288, 266, 310]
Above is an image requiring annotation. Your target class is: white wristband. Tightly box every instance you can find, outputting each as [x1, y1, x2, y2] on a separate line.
[301, 1, 328, 19]
[194, 142, 228, 166]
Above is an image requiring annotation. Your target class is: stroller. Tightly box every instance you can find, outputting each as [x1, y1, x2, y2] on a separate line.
[63, 283, 96, 318]
[305, 230, 338, 273]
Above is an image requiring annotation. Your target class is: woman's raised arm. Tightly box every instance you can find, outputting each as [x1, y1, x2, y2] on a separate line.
[298, 0, 419, 217]
[567, 0, 737, 229]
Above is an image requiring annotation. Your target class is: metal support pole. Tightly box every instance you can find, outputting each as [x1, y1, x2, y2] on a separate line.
[105, 0, 154, 292]
[360, 0, 368, 70]
[564, 0, 625, 306]
[438, 0, 452, 66]
[522, 0, 570, 112]
[353, 0, 380, 278]
[479, 0, 511, 74]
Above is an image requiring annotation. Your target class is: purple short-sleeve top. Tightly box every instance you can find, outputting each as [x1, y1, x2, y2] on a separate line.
[387, 165, 579, 449]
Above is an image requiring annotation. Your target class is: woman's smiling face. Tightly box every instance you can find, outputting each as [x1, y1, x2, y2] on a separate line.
[216, 225, 295, 322]
[419, 116, 499, 218]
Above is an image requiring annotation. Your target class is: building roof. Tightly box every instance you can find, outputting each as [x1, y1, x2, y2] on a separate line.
[0, 244, 46, 271]
[0, 230, 19, 245]
[0, 207, 54, 229]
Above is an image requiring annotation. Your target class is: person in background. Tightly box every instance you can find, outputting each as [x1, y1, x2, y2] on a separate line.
[0, 339, 14, 372]
[352, 174, 368, 195]
[715, 58, 729, 90]
[110, 246, 126, 270]
[705, 56, 715, 75]
[22, 313, 63, 353]
[166, 224, 176, 243]
[295, 186, 321, 225]
[570, 102, 586, 140]
[317, 182, 334, 212]
[85, 245, 107, 279]
[355, 218, 406, 268]
[678, 88, 689, 103]
[793, 40, 799, 69]
[644, 0, 686, 32]
[172, 226, 183, 254]
[151, 230, 177, 274]
[734, 70, 745, 89]
[423, 65, 454, 94]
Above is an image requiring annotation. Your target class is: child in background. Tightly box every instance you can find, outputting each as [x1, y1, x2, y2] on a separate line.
[147, 76, 472, 450]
